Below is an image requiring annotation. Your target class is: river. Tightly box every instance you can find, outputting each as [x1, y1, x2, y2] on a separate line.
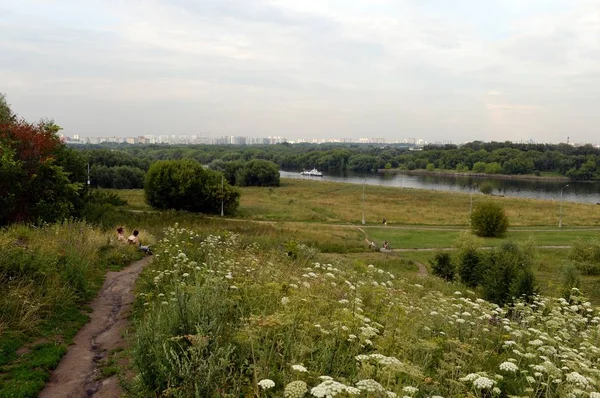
[280, 170, 600, 205]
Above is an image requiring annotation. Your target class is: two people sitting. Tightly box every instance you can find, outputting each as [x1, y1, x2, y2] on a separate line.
[117, 227, 152, 255]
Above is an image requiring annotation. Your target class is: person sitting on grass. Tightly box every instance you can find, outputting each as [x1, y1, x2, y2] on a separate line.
[128, 229, 152, 255]
[117, 227, 127, 243]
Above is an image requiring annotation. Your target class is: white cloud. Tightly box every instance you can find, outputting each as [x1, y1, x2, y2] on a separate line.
[1, 0, 599, 143]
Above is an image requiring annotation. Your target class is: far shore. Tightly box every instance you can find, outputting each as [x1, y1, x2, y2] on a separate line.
[378, 168, 572, 181]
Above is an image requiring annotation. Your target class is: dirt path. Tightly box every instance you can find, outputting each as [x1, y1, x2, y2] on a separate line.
[415, 262, 428, 276]
[39, 256, 152, 398]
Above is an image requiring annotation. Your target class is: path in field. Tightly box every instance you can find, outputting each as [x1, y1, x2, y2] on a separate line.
[39, 256, 152, 398]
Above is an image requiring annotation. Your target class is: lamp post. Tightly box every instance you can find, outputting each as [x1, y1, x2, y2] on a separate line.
[361, 179, 366, 225]
[469, 183, 477, 227]
[220, 174, 224, 217]
[559, 184, 569, 228]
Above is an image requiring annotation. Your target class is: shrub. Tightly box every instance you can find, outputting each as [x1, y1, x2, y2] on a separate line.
[479, 182, 493, 195]
[430, 251, 455, 281]
[481, 242, 537, 305]
[425, 163, 435, 171]
[145, 159, 240, 215]
[455, 163, 469, 172]
[560, 264, 581, 299]
[472, 161, 486, 173]
[470, 202, 508, 238]
[457, 248, 481, 288]
[485, 162, 503, 174]
[235, 159, 280, 187]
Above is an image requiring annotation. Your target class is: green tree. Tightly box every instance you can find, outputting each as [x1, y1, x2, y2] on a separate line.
[145, 159, 239, 215]
[484, 162, 503, 174]
[481, 242, 537, 305]
[0, 117, 83, 225]
[426, 163, 435, 171]
[472, 161, 486, 173]
[470, 202, 509, 238]
[0, 93, 15, 124]
[235, 159, 280, 187]
[431, 251, 455, 281]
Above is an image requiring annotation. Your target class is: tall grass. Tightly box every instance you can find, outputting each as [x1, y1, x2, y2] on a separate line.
[0, 221, 145, 397]
[129, 225, 600, 397]
[110, 179, 600, 227]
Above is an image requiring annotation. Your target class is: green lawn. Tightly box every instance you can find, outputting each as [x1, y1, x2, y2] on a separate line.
[365, 227, 599, 249]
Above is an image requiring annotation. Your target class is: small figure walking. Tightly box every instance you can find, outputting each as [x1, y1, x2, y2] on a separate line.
[382, 218, 387, 226]
[383, 241, 390, 250]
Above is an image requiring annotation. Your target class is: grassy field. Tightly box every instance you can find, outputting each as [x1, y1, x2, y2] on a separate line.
[108, 180, 600, 304]
[109, 179, 600, 227]
[237, 179, 600, 226]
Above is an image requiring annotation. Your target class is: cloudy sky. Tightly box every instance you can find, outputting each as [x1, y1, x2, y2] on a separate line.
[1, 0, 599, 143]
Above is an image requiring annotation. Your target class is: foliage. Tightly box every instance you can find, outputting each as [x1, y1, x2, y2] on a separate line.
[425, 163, 435, 171]
[480, 242, 537, 305]
[485, 162, 503, 174]
[455, 162, 469, 172]
[145, 159, 240, 215]
[560, 264, 581, 299]
[568, 239, 600, 275]
[478, 182, 494, 195]
[0, 116, 84, 225]
[130, 226, 599, 398]
[228, 159, 280, 187]
[0, 93, 15, 124]
[430, 251, 455, 281]
[470, 202, 509, 238]
[457, 248, 482, 288]
[75, 138, 600, 182]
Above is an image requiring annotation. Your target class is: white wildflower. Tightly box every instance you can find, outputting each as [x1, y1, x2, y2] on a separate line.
[258, 379, 275, 389]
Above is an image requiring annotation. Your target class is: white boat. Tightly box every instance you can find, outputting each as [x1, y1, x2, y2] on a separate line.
[300, 168, 323, 177]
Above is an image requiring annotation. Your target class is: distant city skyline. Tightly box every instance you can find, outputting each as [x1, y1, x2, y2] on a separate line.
[2, 0, 600, 144]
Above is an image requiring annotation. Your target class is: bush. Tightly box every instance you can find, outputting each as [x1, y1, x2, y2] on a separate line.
[481, 242, 537, 305]
[472, 161, 486, 173]
[455, 163, 469, 172]
[560, 264, 581, 299]
[430, 251, 455, 281]
[425, 163, 435, 171]
[479, 182, 493, 195]
[485, 162, 503, 174]
[457, 248, 482, 288]
[145, 159, 240, 215]
[235, 159, 280, 187]
[470, 202, 508, 238]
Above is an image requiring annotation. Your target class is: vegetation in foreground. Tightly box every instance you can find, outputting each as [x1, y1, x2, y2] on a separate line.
[0, 222, 144, 397]
[129, 225, 600, 397]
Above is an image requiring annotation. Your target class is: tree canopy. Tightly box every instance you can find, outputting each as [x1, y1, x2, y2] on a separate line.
[0, 94, 86, 225]
[145, 159, 240, 215]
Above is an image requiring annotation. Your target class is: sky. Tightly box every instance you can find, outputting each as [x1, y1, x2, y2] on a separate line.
[1, 0, 599, 143]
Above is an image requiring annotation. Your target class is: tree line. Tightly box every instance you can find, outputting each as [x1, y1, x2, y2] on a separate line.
[76, 139, 600, 190]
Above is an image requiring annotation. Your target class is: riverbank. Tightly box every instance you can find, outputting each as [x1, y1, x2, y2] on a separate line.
[378, 168, 572, 181]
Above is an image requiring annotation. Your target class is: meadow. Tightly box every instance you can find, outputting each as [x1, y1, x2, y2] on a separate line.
[128, 226, 600, 397]
[3, 178, 600, 397]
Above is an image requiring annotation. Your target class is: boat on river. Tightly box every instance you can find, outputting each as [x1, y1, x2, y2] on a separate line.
[300, 168, 323, 177]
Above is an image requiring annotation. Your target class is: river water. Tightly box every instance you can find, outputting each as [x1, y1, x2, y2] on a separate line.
[280, 171, 600, 205]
